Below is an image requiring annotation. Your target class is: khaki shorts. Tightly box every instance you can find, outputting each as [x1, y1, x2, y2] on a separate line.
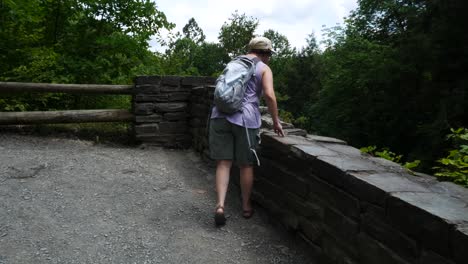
[209, 118, 260, 165]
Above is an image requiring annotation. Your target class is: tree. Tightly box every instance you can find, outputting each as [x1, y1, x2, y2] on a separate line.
[193, 42, 230, 77]
[263, 29, 295, 58]
[218, 11, 258, 57]
[182, 18, 206, 44]
[0, 0, 173, 84]
[0, 0, 173, 111]
[163, 36, 201, 75]
[278, 33, 322, 127]
[310, 33, 400, 146]
[347, 0, 428, 43]
[307, 0, 468, 171]
[260, 30, 295, 115]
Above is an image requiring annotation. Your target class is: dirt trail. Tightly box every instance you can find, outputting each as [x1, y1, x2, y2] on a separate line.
[0, 134, 314, 264]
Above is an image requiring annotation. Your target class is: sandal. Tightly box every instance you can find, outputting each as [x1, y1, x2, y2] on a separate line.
[214, 205, 226, 226]
[242, 209, 254, 219]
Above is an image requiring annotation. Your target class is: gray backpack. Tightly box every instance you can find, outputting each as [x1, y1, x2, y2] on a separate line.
[214, 56, 260, 114]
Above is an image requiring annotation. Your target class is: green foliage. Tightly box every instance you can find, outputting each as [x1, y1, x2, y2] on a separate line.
[359, 145, 376, 155]
[0, 92, 67, 111]
[161, 18, 228, 77]
[194, 42, 230, 77]
[263, 29, 295, 58]
[293, 116, 310, 129]
[218, 11, 258, 57]
[304, 0, 468, 172]
[278, 110, 294, 124]
[311, 33, 400, 145]
[376, 149, 402, 164]
[404, 160, 421, 170]
[270, 33, 321, 132]
[183, 18, 206, 44]
[1, 0, 173, 82]
[0, 97, 27, 111]
[360, 146, 401, 163]
[0, 0, 172, 111]
[360, 146, 420, 171]
[433, 128, 468, 187]
[163, 37, 202, 75]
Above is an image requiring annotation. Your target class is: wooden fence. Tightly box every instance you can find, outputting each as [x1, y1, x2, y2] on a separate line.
[0, 82, 134, 125]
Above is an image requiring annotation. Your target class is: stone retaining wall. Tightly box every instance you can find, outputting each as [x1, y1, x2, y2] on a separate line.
[255, 132, 467, 264]
[133, 76, 215, 148]
[134, 76, 468, 264]
[189, 85, 214, 160]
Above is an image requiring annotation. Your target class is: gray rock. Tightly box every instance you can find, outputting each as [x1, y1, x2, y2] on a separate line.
[420, 250, 455, 264]
[161, 76, 181, 87]
[134, 103, 155, 115]
[346, 172, 430, 206]
[7, 163, 46, 179]
[387, 192, 468, 257]
[306, 134, 347, 144]
[154, 103, 188, 113]
[134, 84, 161, 94]
[164, 112, 188, 121]
[135, 76, 161, 85]
[357, 233, 411, 264]
[135, 114, 162, 123]
[452, 225, 468, 264]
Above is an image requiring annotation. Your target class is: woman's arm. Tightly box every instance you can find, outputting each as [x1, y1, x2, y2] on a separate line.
[262, 65, 284, 137]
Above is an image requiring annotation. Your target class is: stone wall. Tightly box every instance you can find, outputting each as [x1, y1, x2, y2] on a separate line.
[133, 76, 215, 148]
[134, 76, 468, 264]
[189, 85, 215, 160]
[255, 132, 468, 264]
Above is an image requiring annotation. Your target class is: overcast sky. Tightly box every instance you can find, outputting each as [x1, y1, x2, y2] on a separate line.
[151, 0, 358, 52]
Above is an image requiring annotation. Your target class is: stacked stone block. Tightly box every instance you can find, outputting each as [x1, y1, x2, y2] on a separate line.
[133, 76, 214, 148]
[189, 85, 215, 161]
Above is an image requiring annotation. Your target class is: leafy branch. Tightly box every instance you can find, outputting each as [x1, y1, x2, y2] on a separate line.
[433, 128, 468, 187]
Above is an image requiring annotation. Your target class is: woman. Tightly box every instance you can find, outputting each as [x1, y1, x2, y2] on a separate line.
[209, 36, 284, 226]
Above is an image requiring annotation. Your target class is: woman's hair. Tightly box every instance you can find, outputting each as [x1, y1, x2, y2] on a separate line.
[250, 49, 273, 56]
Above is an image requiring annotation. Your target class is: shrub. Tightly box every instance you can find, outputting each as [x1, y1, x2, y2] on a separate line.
[433, 128, 468, 187]
[360, 145, 420, 170]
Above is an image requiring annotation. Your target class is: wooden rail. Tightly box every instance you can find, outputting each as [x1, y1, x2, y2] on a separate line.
[0, 82, 134, 94]
[0, 110, 133, 125]
[0, 82, 135, 125]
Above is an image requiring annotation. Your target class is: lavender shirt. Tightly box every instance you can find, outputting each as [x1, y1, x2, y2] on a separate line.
[211, 58, 266, 129]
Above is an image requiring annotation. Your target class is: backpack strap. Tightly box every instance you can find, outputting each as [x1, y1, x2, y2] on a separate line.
[237, 55, 261, 75]
[205, 103, 213, 138]
[240, 55, 261, 166]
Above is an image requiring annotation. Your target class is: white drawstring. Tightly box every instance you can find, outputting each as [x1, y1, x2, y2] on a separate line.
[243, 116, 260, 166]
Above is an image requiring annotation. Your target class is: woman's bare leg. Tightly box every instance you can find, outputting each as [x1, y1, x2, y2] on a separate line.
[215, 160, 232, 213]
[239, 165, 254, 212]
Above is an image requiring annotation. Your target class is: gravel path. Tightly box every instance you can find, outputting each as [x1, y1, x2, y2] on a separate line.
[0, 134, 314, 264]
